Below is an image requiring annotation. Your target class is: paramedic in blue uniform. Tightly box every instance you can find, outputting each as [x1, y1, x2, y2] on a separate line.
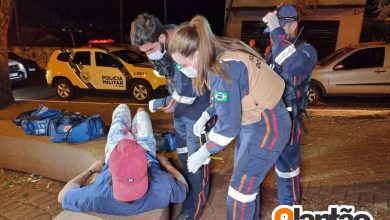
[168, 15, 292, 220]
[130, 13, 211, 220]
[263, 4, 318, 205]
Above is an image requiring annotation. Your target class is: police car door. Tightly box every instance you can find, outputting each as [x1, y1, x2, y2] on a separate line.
[71, 51, 97, 89]
[93, 52, 126, 90]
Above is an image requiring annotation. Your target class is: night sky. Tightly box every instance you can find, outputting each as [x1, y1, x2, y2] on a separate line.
[11, 0, 226, 45]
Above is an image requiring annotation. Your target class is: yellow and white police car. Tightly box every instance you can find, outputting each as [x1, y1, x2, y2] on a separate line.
[46, 46, 166, 102]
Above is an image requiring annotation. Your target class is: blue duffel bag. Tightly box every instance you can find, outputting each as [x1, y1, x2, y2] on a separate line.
[156, 132, 177, 152]
[49, 113, 107, 143]
[13, 104, 63, 136]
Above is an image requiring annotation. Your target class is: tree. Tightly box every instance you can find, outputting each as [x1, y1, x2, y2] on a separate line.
[0, 0, 14, 109]
[375, 0, 389, 19]
[293, 0, 317, 17]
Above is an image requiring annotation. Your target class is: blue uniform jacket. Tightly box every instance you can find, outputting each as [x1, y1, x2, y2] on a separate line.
[202, 60, 250, 154]
[269, 27, 318, 110]
[152, 64, 210, 120]
[62, 163, 186, 216]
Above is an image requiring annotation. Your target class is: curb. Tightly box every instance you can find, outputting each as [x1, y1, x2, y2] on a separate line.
[15, 100, 390, 117]
[306, 108, 390, 117]
[14, 99, 148, 106]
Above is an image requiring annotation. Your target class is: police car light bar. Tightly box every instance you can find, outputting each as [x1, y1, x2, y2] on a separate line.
[88, 39, 115, 45]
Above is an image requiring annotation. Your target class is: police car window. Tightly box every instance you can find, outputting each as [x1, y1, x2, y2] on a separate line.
[338, 47, 385, 70]
[111, 50, 148, 64]
[57, 52, 71, 62]
[72, 52, 91, 65]
[95, 52, 122, 67]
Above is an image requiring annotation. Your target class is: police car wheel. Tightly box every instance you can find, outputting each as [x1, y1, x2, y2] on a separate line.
[308, 85, 320, 105]
[131, 80, 152, 103]
[55, 79, 75, 100]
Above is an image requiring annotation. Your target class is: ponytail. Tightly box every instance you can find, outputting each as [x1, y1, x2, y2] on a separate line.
[170, 15, 259, 95]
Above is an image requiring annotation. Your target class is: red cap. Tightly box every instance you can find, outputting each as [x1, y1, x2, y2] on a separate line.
[109, 139, 148, 202]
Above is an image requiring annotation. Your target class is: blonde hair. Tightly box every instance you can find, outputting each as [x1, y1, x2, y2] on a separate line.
[169, 15, 260, 95]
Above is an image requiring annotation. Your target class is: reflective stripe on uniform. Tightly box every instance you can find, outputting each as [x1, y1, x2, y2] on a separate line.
[275, 167, 300, 178]
[171, 90, 196, 104]
[219, 58, 241, 63]
[286, 106, 293, 112]
[176, 147, 188, 154]
[275, 44, 296, 65]
[209, 129, 234, 147]
[228, 186, 258, 203]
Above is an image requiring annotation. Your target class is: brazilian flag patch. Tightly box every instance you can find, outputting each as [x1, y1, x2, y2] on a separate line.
[214, 91, 229, 102]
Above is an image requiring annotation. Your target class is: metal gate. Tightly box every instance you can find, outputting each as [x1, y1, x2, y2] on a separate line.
[241, 20, 340, 59]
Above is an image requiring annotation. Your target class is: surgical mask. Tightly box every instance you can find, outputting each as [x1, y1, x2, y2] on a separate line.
[149, 52, 175, 79]
[147, 42, 166, 60]
[147, 50, 166, 60]
[180, 67, 197, 78]
[179, 54, 198, 78]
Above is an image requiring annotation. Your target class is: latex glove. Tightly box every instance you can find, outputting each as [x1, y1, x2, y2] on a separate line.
[148, 99, 156, 113]
[187, 145, 210, 173]
[193, 112, 211, 137]
[263, 12, 280, 32]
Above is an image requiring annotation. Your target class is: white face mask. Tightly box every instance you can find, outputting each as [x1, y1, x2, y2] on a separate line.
[147, 50, 166, 60]
[180, 67, 197, 78]
[147, 42, 166, 60]
[179, 53, 198, 78]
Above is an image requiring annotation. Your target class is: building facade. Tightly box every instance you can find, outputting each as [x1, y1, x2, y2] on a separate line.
[224, 0, 367, 59]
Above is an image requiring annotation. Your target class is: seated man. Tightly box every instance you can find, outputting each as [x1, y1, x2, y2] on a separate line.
[57, 105, 188, 216]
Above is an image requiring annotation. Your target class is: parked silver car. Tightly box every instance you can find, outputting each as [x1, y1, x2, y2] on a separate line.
[309, 42, 389, 105]
[8, 59, 28, 83]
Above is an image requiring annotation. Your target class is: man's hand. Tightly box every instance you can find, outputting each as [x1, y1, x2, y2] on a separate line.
[156, 154, 189, 193]
[58, 160, 104, 204]
[263, 12, 280, 32]
[156, 154, 170, 166]
[148, 100, 156, 113]
[87, 160, 104, 174]
[193, 112, 211, 137]
[187, 145, 210, 173]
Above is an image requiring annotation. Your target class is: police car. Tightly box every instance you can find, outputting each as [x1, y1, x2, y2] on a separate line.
[46, 46, 166, 102]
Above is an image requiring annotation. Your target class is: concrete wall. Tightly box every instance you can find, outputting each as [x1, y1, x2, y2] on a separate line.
[230, 0, 365, 7]
[225, 0, 366, 50]
[9, 46, 60, 70]
[306, 8, 365, 50]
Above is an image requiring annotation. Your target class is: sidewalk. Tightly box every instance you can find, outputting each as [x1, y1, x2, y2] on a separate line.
[0, 101, 389, 219]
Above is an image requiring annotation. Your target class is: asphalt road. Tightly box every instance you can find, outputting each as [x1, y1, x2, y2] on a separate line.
[12, 73, 390, 108]
[12, 73, 149, 104]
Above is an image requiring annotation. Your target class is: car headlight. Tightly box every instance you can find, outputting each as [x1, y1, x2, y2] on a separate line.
[153, 70, 164, 78]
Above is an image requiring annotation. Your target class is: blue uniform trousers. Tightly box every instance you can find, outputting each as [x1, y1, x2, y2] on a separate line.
[275, 118, 302, 205]
[227, 101, 291, 220]
[174, 114, 210, 219]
